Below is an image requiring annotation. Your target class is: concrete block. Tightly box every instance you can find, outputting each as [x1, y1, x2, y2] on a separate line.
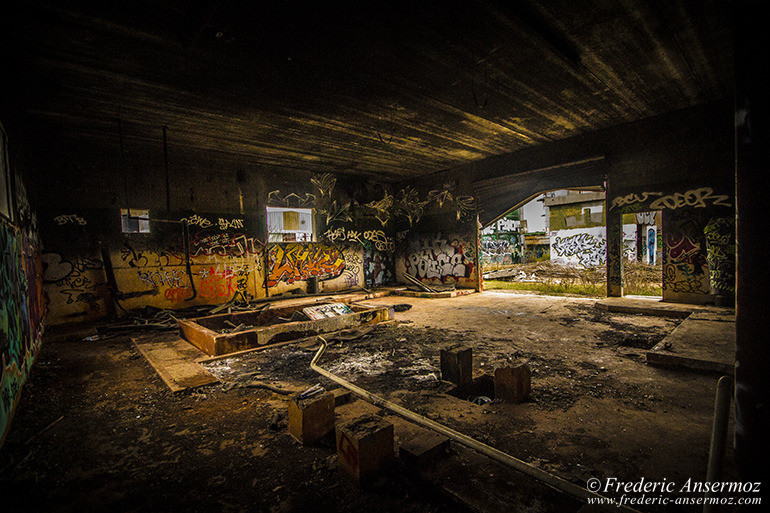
[440, 344, 473, 387]
[399, 431, 450, 468]
[288, 391, 335, 445]
[494, 364, 531, 403]
[336, 414, 394, 485]
[331, 387, 352, 407]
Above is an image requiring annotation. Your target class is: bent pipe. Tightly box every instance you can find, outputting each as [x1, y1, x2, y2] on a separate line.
[310, 337, 640, 513]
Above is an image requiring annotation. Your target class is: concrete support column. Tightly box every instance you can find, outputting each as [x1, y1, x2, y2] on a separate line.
[475, 213, 483, 292]
[606, 208, 623, 297]
[734, 0, 770, 493]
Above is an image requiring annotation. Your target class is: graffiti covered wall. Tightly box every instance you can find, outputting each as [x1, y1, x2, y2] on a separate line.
[481, 217, 523, 265]
[398, 232, 478, 287]
[112, 213, 266, 311]
[662, 209, 712, 303]
[549, 225, 638, 268]
[550, 226, 607, 267]
[1, 173, 46, 445]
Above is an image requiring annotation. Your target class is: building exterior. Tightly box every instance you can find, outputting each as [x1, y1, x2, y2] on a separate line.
[546, 191, 663, 268]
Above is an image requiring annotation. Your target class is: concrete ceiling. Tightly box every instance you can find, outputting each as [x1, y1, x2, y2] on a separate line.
[0, 0, 733, 182]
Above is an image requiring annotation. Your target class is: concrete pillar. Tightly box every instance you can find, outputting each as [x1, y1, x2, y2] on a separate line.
[475, 213, 483, 292]
[606, 208, 623, 297]
[399, 432, 450, 468]
[494, 364, 531, 403]
[288, 391, 336, 445]
[336, 415, 394, 485]
[734, 0, 770, 494]
[440, 344, 473, 387]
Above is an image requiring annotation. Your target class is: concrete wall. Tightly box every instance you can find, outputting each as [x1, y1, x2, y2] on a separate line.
[1, 160, 46, 446]
[416, 100, 734, 304]
[388, 184, 479, 290]
[397, 230, 478, 288]
[13, 122, 392, 324]
[481, 216, 523, 265]
[549, 224, 637, 268]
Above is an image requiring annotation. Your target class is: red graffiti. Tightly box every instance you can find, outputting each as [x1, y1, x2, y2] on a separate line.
[200, 274, 236, 299]
[164, 287, 193, 302]
[666, 232, 699, 263]
[337, 431, 358, 469]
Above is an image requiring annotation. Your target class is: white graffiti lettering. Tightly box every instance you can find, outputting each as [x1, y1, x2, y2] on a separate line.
[405, 236, 472, 280]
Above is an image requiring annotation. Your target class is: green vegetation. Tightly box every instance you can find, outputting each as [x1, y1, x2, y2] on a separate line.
[483, 260, 663, 297]
[484, 280, 606, 297]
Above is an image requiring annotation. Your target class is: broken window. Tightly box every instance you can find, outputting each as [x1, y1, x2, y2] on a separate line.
[266, 207, 314, 242]
[120, 209, 150, 233]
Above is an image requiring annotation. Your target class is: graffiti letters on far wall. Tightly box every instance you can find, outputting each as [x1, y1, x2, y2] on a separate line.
[612, 187, 731, 211]
[266, 243, 346, 287]
[404, 235, 474, 282]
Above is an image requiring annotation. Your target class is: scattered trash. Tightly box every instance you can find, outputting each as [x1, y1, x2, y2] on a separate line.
[298, 383, 324, 399]
[303, 303, 353, 320]
[221, 320, 254, 334]
[83, 335, 100, 342]
[469, 396, 492, 405]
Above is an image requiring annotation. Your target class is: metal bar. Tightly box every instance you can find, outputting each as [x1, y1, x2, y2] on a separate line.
[310, 337, 640, 512]
[704, 375, 733, 513]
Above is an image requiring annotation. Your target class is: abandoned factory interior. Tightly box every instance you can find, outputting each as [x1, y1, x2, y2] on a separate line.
[1, 1, 768, 512]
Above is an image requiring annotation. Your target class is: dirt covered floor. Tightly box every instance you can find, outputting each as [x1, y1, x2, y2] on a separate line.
[0, 291, 739, 512]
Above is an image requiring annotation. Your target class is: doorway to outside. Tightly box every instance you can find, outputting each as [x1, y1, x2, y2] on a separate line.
[481, 190, 663, 297]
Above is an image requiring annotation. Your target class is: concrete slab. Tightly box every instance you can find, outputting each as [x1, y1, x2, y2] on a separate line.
[393, 289, 475, 299]
[595, 297, 696, 318]
[646, 314, 735, 374]
[178, 303, 392, 356]
[132, 336, 219, 393]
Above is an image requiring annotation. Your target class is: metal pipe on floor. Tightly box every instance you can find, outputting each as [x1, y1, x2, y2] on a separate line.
[310, 337, 640, 512]
[704, 375, 733, 513]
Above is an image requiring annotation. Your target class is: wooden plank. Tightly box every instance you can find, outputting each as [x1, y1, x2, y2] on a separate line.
[133, 337, 219, 393]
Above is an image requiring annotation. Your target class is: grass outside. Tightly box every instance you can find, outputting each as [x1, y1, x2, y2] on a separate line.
[484, 280, 606, 297]
[483, 261, 663, 298]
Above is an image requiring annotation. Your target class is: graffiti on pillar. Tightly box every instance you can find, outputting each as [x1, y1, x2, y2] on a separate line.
[404, 235, 474, 282]
[612, 187, 731, 211]
[662, 231, 708, 294]
[606, 222, 622, 288]
[266, 243, 346, 287]
[647, 228, 656, 265]
[704, 217, 735, 295]
[364, 248, 394, 287]
[635, 212, 657, 225]
[361, 193, 394, 226]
